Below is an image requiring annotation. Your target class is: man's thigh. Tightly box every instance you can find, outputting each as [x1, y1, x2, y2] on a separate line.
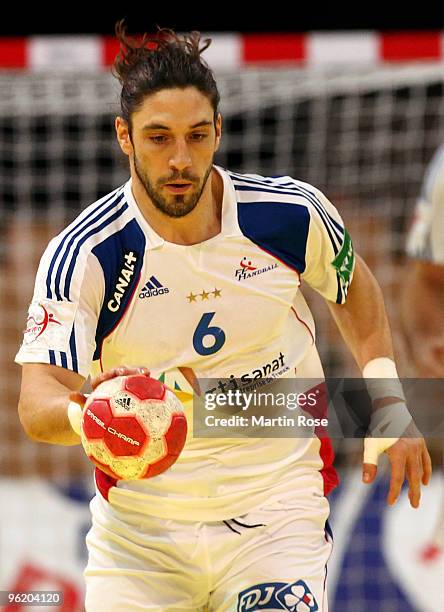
[84, 495, 208, 611]
[84, 572, 207, 612]
[210, 493, 332, 612]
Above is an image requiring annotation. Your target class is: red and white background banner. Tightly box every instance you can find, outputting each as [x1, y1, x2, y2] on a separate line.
[1, 31, 444, 70]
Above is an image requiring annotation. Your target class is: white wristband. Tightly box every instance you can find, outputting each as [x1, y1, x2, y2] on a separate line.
[67, 401, 83, 436]
[364, 402, 413, 465]
[362, 357, 405, 402]
[368, 401, 413, 438]
[364, 400, 413, 465]
[362, 359, 412, 465]
[362, 357, 398, 378]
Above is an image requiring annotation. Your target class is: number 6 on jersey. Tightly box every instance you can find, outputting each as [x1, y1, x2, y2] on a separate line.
[193, 312, 226, 356]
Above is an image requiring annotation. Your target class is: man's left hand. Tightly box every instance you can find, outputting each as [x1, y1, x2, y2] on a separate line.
[363, 421, 432, 508]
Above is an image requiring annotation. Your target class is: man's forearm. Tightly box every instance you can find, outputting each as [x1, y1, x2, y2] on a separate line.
[19, 366, 83, 446]
[327, 254, 394, 371]
[19, 388, 81, 445]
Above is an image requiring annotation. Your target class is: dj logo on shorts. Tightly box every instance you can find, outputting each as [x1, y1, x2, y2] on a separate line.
[237, 579, 318, 611]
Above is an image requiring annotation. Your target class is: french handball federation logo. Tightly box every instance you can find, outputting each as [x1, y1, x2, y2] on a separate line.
[235, 256, 278, 282]
[24, 303, 61, 344]
[240, 257, 257, 272]
[237, 579, 318, 611]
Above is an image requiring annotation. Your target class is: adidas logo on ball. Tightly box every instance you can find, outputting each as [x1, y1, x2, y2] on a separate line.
[114, 395, 133, 410]
[139, 276, 170, 299]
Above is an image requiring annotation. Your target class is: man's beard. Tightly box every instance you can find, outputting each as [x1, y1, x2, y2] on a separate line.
[133, 155, 214, 218]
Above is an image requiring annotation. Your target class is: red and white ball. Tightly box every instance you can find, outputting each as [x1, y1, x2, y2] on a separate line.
[80, 374, 187, 480]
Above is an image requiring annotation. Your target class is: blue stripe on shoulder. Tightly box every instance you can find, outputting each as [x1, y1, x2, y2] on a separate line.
[235, 184, 340, 255]
[56, 194, 126, 301]
[69, 328, 78, 373]
[237, 201, 310, 274]
[46, 189, 123, 300]
[63, 203, 128, 301]
[92, 219, 146, 361]
[230, 171, 344, 236]
[232, 178, 344, 247]
[283, 182, 344, 236]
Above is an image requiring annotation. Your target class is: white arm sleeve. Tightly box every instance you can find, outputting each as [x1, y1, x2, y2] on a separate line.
[302, 188, 355, 304]
[15, 238, 104, 378]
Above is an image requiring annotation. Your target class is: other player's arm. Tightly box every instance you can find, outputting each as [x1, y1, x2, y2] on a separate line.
[327, 254, 432, 507]
[400, 144, 444, 376]
[400, 258, 444, 377]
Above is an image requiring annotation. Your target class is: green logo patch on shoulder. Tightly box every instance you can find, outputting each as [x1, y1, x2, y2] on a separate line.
[332, 229, 354, 288]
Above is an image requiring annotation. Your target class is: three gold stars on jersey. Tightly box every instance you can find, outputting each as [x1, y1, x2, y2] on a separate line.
[187, 288, 222, 302]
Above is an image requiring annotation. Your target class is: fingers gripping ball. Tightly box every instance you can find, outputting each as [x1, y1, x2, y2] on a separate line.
[80, 375, 187, 480]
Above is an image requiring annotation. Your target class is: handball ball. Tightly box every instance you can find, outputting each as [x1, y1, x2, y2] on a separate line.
[80, 374, 187, 480]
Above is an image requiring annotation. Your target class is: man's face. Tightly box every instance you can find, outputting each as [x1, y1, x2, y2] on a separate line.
[117, 87, 221, 218]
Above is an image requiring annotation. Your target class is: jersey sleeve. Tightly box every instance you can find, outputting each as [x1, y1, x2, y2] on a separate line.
[15, 237, 104, 378]
[301, 188, 355, 304]
[406, 146, 444, 264]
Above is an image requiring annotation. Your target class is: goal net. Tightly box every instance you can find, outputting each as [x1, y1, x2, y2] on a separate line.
[1, 62, 444, 609]
[2, 64, 444, 478]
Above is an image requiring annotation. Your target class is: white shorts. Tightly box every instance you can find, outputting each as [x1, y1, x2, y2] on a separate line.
[84, 490, 332, 611]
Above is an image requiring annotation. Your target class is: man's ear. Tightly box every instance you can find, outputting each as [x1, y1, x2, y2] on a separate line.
[214, 113, 222, 153]
[115, 117, 133, 156]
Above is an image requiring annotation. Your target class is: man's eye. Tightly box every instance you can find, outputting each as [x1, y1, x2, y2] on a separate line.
[150, 135, 168, 144]
[190, 133, 207, 141]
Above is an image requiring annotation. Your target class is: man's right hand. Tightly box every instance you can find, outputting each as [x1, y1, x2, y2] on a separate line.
[69, 365, 150, 408]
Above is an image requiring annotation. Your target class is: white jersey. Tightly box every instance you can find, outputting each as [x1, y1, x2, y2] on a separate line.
[16, 166, 355, 521]
[407, 145, 444, 264]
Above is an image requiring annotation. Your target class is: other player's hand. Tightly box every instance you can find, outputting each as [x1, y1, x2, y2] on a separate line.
[412, 338, 444, 378]
[69, 365, 150, 408]
[362, 421, 432, 508]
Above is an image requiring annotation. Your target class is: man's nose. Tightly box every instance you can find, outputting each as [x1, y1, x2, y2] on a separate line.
[169, 139, 192, 172]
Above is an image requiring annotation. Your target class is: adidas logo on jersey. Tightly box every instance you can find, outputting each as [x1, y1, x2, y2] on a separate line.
[139, 276, 170, 299]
